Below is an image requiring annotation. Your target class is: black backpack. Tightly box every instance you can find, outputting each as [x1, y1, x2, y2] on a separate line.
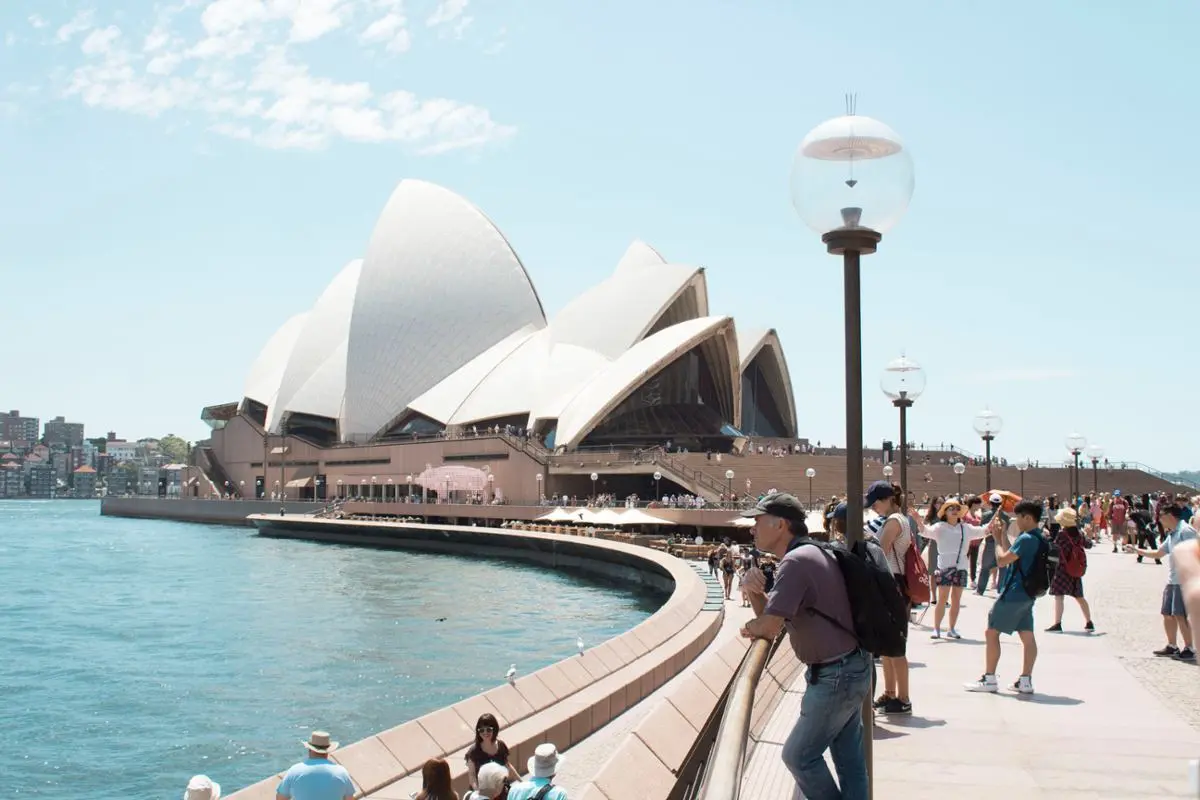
[1018, 531, 1056, 598]
[802, 539, 908, 658]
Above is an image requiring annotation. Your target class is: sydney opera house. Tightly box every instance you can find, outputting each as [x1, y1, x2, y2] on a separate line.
[199, 179, 796, 506]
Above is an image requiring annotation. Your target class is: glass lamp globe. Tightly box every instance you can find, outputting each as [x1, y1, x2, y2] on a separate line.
[805, 468, 816, 479]
[725, 469, 735, 480]
[1087, 445, 1104, 461]
[882, 464, 894, 477]
[1064, 433, 1087, 454]
[653, 471, 662, 481]
[590, 472, 598, 481]
[972, 408, 1003, 438]
[953, 462, 966, 475]
[791, 113, 914, 235]
[880, 355, 926, 402]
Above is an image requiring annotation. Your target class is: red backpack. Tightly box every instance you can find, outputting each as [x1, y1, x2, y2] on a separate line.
[1062, 533, 1088, 578]
[897, 517, 931, 605]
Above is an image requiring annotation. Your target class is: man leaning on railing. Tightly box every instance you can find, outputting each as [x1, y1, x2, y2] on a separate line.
[738, 492, 870, 800]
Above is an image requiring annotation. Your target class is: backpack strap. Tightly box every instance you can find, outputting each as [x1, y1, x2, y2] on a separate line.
[798, 543, 863, 644]
[531, 784, 555, 800]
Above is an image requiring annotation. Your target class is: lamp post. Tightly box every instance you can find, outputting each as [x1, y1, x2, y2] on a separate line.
[1087, 445, 1104, 494]
[1017, 462, 1027, 498]
[653, 470, 662, 502]
[239, 480, 244, 500]
[805, 467, 816, 508]
[882, 464, 893, 480]
[360, 478, 366, 499]
[337, 478, 343, 499]
[880, 354, 925, 511]
[424, 463, 432, 503]
[487, 472, 495, 503]
[387, 477, 393, 502]
[724, 469, 734, 508]
[406, 474, 412, 502]
[972, 409, 1002, 492]
[535, 472, 543, 504]
[1065, 433, 1087, 502]
[590, 472, 598, 503]
[953, 461, 966, 496]
[793, 105, 911, 794]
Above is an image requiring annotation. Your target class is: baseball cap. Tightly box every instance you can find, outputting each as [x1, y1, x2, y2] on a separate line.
[741, 491, 806, 523]
[826, 502, 847, 520]
[988, 492, 1003, 505]
[863, 480, 895, 507]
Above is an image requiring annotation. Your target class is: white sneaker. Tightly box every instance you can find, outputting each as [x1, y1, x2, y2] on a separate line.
[965, 674, 999, 693]
[1013, 675, 1034, 694]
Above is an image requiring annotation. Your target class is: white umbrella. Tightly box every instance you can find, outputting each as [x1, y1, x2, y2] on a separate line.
[729, 516, 755, 528]
[570, 508, 601, 524]
[590, 508, 627, 526]
[620, 508, 673, 526]
[536, 507, 573, 522]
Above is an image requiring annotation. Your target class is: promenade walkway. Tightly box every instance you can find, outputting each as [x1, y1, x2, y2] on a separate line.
[742, 544, 1200, 799]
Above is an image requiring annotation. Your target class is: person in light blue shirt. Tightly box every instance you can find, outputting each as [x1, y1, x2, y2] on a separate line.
[277, 731, 355, 800]
[1137, 504, 1197, 662]
[506, 743, 568, 800]
[965, 500, 1044, 696]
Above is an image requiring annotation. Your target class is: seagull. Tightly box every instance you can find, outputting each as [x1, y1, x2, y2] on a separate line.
[576, 636, 585, 656]
[506, 664, 517, 684]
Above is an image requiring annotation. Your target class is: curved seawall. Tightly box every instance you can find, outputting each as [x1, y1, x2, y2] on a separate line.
[225, 515, 722, 799]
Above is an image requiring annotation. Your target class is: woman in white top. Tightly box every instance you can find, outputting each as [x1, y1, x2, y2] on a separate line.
[864, 481, 915, 716]
[922, 498, 995, 639]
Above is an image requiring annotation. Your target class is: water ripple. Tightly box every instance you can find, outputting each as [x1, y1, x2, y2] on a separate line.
[1, 501, 662, 799]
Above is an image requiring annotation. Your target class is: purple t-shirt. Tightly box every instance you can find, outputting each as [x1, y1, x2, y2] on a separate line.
[764, 542, 858, 664]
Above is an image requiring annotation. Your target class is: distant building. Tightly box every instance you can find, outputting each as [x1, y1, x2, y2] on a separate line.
[2, 410, 39, 448]
[73, 466, 97, 498]
[107, 464, 135, 495]
[51, 451, 73, 483]
[0, 463, 22, 497]
[106, 441, 137, 462]
[137, 465, 160, 495]
[43, 416, 85, 448]
[26, 463, 55, 498]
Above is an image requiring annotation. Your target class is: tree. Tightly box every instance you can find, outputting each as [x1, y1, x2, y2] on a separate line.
[159, 434, 190, 464]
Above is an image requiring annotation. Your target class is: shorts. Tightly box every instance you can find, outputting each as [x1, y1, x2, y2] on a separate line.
[1162, 584, 1189, 617]
[936, 568, 968, 588]
[988, 598, 1035, 634]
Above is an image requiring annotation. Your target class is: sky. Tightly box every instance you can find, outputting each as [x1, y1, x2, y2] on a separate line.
[1, 0, 1196, 471]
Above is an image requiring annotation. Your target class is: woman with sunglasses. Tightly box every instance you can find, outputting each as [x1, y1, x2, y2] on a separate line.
[466, 713, 520, 792]
[922, 498, 998, 639]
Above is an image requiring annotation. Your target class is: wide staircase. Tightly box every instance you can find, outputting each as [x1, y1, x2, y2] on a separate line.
[195, 446, 240, 497]
[673, 450, 1193, 506]
[685, 560, 727, 613]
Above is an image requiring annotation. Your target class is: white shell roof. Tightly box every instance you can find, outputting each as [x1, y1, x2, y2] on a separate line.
[614, 239, 667, 273]
[341, 179, 547, 438]
[268, 259, 362, 432]
[243, 312, 309, 408]
[554, 315, 735, 449]
[736, 326, 798, 437]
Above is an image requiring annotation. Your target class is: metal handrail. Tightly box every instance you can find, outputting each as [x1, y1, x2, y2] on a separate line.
[696, 637, 773, 800]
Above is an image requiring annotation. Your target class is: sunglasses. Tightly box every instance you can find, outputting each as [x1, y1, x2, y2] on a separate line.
[477, 726, 496, 734]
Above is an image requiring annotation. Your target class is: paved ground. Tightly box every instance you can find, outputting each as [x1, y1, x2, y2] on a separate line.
[742, 538, 1200, 799]
[553, 563, 753, 796]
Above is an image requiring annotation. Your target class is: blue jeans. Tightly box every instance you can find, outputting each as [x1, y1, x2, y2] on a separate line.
[782, 648, 872, 799]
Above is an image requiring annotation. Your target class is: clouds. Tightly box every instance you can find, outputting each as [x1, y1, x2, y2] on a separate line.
[24, 1, 512, 154]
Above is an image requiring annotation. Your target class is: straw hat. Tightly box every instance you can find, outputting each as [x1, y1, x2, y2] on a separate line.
[938, 499, 964, 520]
[1055, 507, 1078, 527]
[183, 775, 221, 800]
[301, 731, 339, 754]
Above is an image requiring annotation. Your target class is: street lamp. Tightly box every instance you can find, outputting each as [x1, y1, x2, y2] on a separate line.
[535, 472, 543, 504]
[725, 469, 735, 508]
[1064, 433, 1087, 501]
[590, 472, 598, 502]
[1087, 445, 1104, 494]
[387, 476, 393, 502]
[972, 408, 1002, 492]
[238, 480, 244, 501]
[1016, 462, 1028, 498]
[487, 472, 495, 503]
[953, 461, 966, 496]
[406, 474, 413, 502]
[880, 354, 925, 510]
[652, 470, 662, 502]
[371, 475, 377, 502]
[336, 478, 343, 499]
[805, 467, 816, 509]
[882, 464, 894, 479]
[360, 478, 366, 499]
[793, 105, 911, 790]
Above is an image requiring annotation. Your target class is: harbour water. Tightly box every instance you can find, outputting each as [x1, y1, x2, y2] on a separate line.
[2, 501, 662, 799]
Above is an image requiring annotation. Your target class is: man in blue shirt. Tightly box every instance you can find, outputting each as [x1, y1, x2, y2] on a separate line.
[966, 500, 1044, 696]
[276, 731, 355, 800]
[1137, 503, 1197, 662]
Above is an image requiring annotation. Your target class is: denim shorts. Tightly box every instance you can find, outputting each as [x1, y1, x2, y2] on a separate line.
[1162, 584, 1188, 617]
[988, 598, 1035, 634]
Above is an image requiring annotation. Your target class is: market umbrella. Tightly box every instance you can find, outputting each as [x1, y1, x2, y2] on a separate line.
[619, 508, 672, 526]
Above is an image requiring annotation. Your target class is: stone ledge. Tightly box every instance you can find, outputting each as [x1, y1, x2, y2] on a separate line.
[220, 518, 718, 799]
